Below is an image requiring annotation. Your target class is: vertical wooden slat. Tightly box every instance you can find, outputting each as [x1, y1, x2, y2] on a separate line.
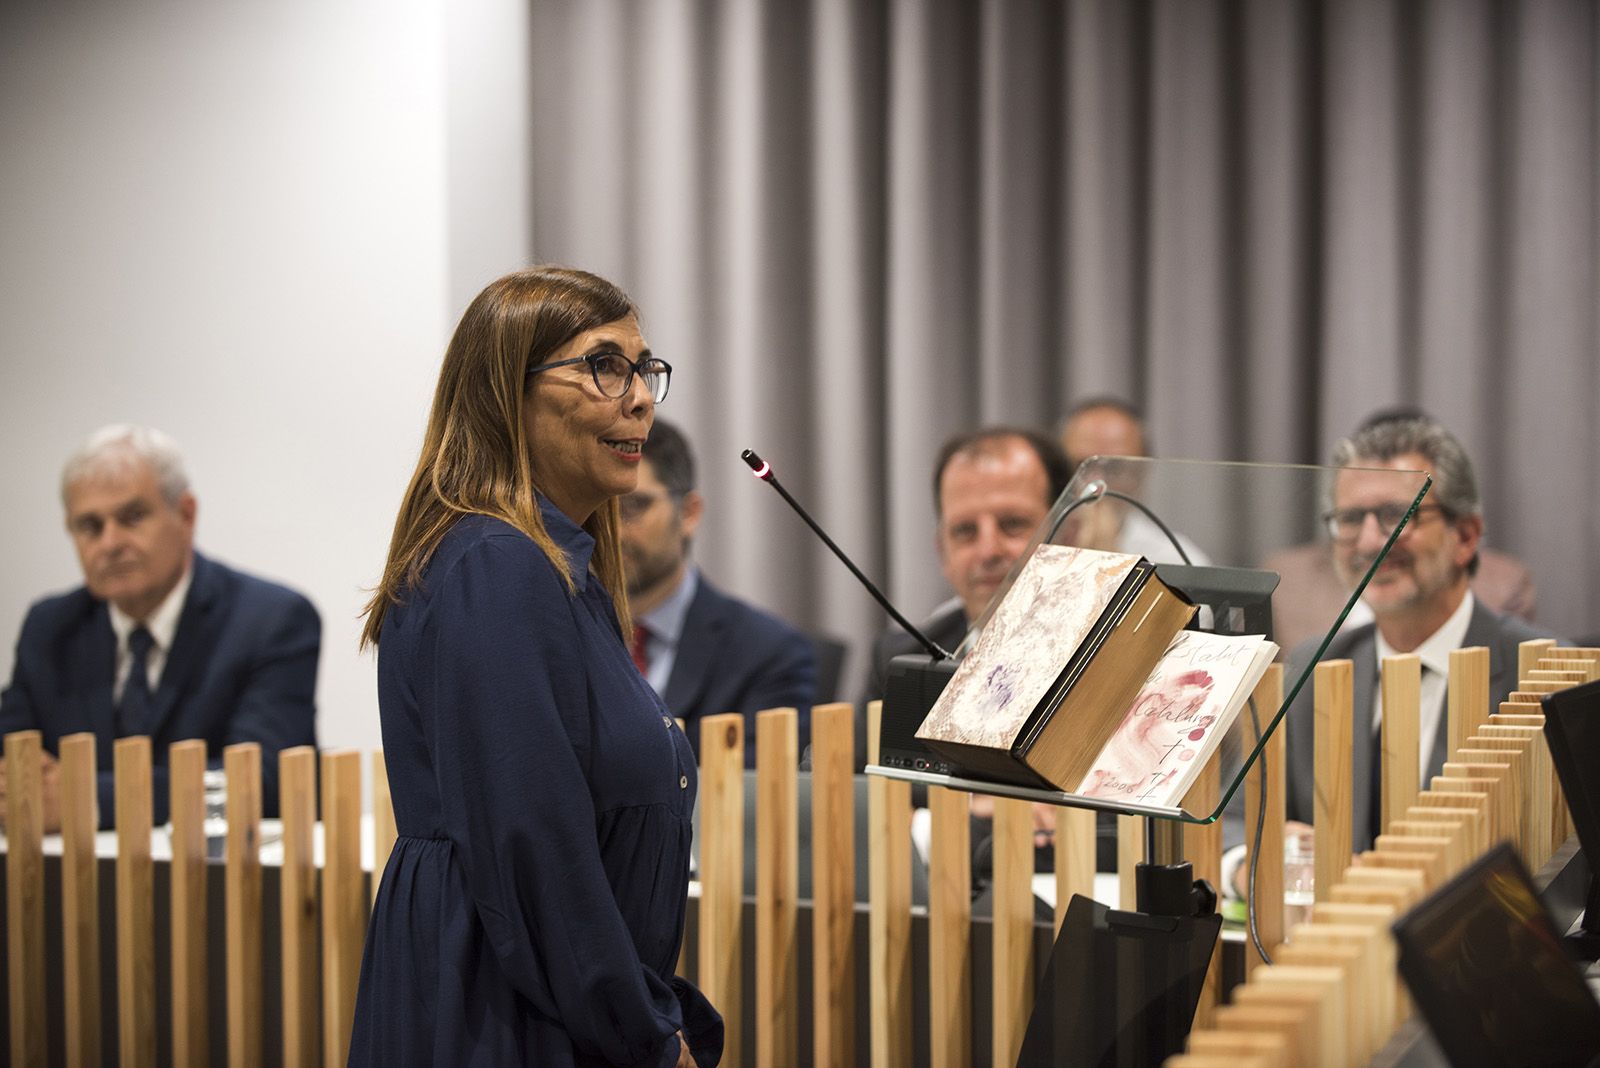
[1517, 638, 1557, 687]
[991, 797, 1034, 1068]
[698, 713, 745, 1067]
[1244, 665, 1285, 971]
[115, 736, 157, 1068]
[1053, 806, 1095, 933]
[321, 749, 364, 1068]
[6, 729, 47, 1068]
[279, 746, 320, 1068]
[1116, 814, 1143, 910]
[1446, 647, 1490, 758]
[1312, 661, 1354, 903]
[370, 750, 396, 905]
[1379, 654, 1421, 832]
[1184, 761, 1222, 1027]
[168, 740, 208, 1068]
[225, 743, 263, 1068]
[755, 708, 799, 1068]
[867, 700, 912, 1068]
[809, 703, 855, 1068]
[928, 786, 971, 1068]
[60, 733, 101, 1068]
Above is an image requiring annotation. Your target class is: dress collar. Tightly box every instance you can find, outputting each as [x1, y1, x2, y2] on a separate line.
[536, 496, 596, 588]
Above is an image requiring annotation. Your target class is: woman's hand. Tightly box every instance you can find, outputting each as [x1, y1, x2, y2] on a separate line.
[674, 1031, 698, 1068]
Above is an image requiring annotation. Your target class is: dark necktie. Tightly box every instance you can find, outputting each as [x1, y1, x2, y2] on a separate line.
[630, 624, 651, 677]
[119, 626, 155, 737]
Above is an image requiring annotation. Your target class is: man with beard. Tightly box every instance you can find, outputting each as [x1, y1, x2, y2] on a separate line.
[622, 419, 815, 766]
[1278, 415, 1558, 853]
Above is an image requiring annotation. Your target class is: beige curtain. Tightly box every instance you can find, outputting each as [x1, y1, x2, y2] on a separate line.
[528, 0, 1600, 679]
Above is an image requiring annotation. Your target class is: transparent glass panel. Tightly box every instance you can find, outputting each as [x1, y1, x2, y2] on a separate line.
[874, 455, 1432, 823]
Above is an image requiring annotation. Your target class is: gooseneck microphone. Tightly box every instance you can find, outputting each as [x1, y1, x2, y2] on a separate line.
[740, 449, 953, 661]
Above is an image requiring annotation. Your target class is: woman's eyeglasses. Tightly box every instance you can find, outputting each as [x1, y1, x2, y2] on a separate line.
[527, 351, 672, 403]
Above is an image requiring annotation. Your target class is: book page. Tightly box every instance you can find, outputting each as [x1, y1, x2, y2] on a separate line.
[1077, 629, 1277, 808]
[916, 544, 1141, 750]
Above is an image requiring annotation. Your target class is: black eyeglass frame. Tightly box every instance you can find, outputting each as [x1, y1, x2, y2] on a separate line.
[1320, 501, 1452, 542]
[526, 352, 673, 403]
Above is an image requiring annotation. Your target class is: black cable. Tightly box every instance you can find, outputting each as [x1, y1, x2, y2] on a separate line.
[1046, 480, 1193, 566]
[1244, 695, 1273, 966]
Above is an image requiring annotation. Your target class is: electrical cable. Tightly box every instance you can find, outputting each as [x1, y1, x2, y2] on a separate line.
[1244, 695, 1273, 966]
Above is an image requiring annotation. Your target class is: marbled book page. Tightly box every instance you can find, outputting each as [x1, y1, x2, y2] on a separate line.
[917, 544, 1141, 750]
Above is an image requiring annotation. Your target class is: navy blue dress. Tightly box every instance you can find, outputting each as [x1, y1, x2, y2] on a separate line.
[348, 506, 722, 1066]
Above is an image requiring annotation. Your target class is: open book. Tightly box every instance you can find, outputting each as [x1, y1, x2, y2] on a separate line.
[1076, 629, 1278, 808]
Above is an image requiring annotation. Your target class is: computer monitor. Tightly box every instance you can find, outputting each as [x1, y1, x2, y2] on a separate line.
[1392, 842, 1600, 1068]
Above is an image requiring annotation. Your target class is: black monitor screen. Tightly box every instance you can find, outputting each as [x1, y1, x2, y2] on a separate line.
[1543, 678, 1600, 866]
[1393, 843, 1600, 1068]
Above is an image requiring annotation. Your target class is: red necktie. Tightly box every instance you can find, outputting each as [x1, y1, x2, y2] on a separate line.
[630, 624, 650, 676]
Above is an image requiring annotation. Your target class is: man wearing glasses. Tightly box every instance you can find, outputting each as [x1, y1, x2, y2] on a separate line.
[620, 419, 816, 766]
[1280, 415, 1558, 852]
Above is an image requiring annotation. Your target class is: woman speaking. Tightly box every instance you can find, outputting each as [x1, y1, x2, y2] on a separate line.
[350, 267, 721, 1066]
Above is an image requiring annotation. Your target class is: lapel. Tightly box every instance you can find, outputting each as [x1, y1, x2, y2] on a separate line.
[74, 601, 119, 752]
[143, 554, 222, 741]
[662, 580, 722, 714]
[1350, 628, 1380, 847]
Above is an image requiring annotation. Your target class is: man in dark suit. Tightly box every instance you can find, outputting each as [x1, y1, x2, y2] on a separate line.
[0, 425, 319, 829]
[860, 426, 1071, 704]
[622, 420, 815, 765]
[1279, 415, 1557, 854]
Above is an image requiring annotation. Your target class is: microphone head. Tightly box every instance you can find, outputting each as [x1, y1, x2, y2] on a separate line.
[741, 449, 772, 480]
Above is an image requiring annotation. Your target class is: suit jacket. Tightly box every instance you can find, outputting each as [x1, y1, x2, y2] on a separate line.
[1282, 598, 1555, 853]
[0, 552, 320, 826]
[664, 576, 816, 767]
[860, 599, 970, 706]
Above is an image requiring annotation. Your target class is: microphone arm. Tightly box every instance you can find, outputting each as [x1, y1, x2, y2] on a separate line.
[1047, 479, 1194, 566]
[741, 449, 953, 661]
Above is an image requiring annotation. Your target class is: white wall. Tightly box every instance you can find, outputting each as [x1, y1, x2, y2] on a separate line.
[0, 0, 531, 757]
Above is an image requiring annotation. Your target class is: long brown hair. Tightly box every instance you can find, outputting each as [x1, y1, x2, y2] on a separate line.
[360, 266, 638, 648]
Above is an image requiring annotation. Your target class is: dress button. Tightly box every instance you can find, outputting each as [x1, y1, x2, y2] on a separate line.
[663, 716, 672, 727]
[679, 775, 688, 789]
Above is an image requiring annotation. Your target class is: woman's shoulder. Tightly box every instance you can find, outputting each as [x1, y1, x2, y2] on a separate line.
[433, 514, 555, 576]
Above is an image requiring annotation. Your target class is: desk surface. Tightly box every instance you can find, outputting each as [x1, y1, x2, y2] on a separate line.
[0, 813, 380, 871]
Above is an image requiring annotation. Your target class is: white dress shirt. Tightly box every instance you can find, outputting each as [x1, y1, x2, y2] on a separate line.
[108, 562, 193, 703]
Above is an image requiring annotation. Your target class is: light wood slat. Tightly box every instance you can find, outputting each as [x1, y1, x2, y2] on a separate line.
[1437, 767, 1514, 850]
[1518, 638, 1557, 686]
[168, 740, 207, 1068]
[6, 729, 47, 1068]
[1312, 661, 1354, 902]
[115, 736, 157, 1068]
[225, 744, 264, 1068]
[867, 700, 912, 1068]
[698, 713, 744, 1065]
[755, 708, 799, 1068]
[321, 749, 365, 1068]
[59, 733, 101, 1068]
[1116, 814, 1143, 910]
[279, 746, 320, 1068]
[1243, 665, 1285, 971]
[928, 785, 971, 1068]
[1379, 654, 1421, 832]
[1446, 647, 1490, 758]
[1184, 760, 1222, 1027]
[1469, 731, 1549, 865]
[1053, 806, 1096, 934]
[1404, 805, 1484, 857]
[1270, 942, 1369, 1064]
[1186, 1029, 1290, 1068]
[371, 750, 396, 905]
[808, 703, 856, 1068]
[991, 797, 1034, 1068]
